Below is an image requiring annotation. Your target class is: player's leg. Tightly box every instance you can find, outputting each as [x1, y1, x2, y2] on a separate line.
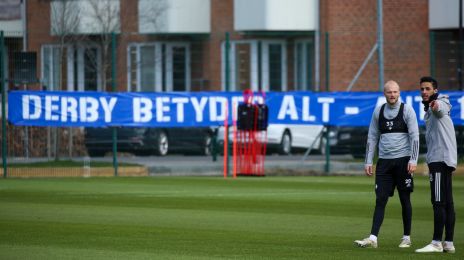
[354, 159, 392, 248]
[443, 166, 455, 253]
[398, 190, 412, 247]
[370, 159, 393, 237]
[394, 156, 413, 248]
[430, 163, 446, 242]
[416, 162, 445, 253]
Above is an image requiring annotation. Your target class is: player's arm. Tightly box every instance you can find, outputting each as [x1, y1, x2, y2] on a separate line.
[430, 97, 450, 118]
[364, 108, 379, 176]
[405, 105, 419, 174]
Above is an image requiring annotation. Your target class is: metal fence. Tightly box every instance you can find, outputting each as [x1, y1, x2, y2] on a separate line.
[1, 29, 463, 177]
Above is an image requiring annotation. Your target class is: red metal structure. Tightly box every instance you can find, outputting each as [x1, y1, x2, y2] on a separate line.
[233, 90, 268, 177]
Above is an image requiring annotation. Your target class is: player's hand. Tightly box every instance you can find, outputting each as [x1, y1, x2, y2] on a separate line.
[364, 165, 373, 176]
[430, 100, 439, 111]
[407, 163, 416, 175]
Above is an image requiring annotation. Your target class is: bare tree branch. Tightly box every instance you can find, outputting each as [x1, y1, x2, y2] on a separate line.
[50, 0, 85, 160]
[51, 1, 80, 35]
[84, 0, 120, 90]
[139, 0, 169, 32]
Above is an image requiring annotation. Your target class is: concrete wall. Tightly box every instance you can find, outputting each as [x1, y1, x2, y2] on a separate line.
[234, 0, 318, 31]
[429, 0, 463, 29]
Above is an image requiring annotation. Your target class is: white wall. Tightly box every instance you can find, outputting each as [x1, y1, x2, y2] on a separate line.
[139, 0, 210, 33]
[0, 20, 23, 36]
[429, 0, 464, 29]
[51, 0, 120, 35]
[234, 0, 318, 31]
[79, 0, 120, 34]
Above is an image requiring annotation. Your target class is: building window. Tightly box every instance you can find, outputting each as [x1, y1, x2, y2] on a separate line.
[222, 40, 287, 91]
[127, 42, 191, 92]
[431, 30, 461, 90]
[263, 41, 287, 92]
[82, 47, 101, 91]
[42, 45, 61, 90]
[42, 45, 102, 91]
[294, 39, 315, 91]
[234, 42, 255, 91]
[140, 44, 157, 92]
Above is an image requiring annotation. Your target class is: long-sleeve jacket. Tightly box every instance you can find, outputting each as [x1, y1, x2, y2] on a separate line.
[365, 101, 419, 166]
[424, 94, 457, 169]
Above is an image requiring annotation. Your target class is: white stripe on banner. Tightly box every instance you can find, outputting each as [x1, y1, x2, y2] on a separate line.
[435, 172, 441, 202]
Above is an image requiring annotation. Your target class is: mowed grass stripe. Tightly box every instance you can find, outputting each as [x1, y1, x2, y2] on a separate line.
[0, 176, 462, 259]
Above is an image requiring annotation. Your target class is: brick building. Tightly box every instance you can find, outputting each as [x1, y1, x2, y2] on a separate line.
[320, 0, 429, 91]
[1, 0, 462, 93]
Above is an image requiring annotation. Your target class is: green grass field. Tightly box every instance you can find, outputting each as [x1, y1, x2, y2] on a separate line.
[0, 175, 462, 259]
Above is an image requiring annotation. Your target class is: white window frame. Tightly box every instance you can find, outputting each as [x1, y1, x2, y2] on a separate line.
[127, 43, 163, 92]
[261, 40, 287, 92]
[42, 44, 102, 91]
[41, 45, 62, 91]
[221, 40, 259, 91]
[127, 42, 191, 92]
[294, 39, 314, 91]
[222, 39, 287, 91]
[68, 45, 102, 91]
[165, 42, 191, 92]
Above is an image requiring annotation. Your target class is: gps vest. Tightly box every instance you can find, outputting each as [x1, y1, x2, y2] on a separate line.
[379, 103, 409, 134]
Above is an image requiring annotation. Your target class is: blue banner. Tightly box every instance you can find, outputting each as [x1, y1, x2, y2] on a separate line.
[7, 90, 464, 127]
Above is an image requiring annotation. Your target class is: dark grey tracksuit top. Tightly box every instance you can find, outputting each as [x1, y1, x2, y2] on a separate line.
[365, 101, 420, 166]
[424, 94, 457, 169]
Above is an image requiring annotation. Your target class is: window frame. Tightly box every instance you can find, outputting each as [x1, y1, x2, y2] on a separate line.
[41, 44, 102, 92]
[222, 39, 287, 92]
[165, 42, 191, 92]
[294, 39, 315, 91]
[261, 40, 287, 92]
[127, 42, 191, 92]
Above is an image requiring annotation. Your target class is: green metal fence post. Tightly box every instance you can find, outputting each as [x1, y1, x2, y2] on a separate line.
[324, 126, 330, 174]
[111, 32, 118, 177]
[0, 31, 6, 178]
[225, 32, 230, 177]
[211, 128, 217, 162]
[324, 32, 330, 174]
[377, 0, 384, 91]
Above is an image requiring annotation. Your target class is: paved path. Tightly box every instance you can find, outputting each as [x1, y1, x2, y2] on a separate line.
[86, 154, 365, 176]
[11, 154, 462, 176]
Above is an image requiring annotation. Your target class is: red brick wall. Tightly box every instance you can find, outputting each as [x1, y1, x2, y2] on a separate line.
[208, 0, 234, 90]
[26, 0, 429, 93]
[118, 0, 139, 92]
[321, 0, 429, 91]
[26, 0, 53, 90]
[383, 0, 429, 90]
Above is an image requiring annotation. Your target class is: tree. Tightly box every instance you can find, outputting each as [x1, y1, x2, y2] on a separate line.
[85, 0, 169, 90]
[138, 0, 169, 33]
[85, 0, 120, 90]
[50, 0, 84, 160]
[48, 0, 169, 159]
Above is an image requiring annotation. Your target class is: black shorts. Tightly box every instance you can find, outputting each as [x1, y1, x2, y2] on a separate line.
[375, 156, 413, 197]
[428, 162, 454, 205]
